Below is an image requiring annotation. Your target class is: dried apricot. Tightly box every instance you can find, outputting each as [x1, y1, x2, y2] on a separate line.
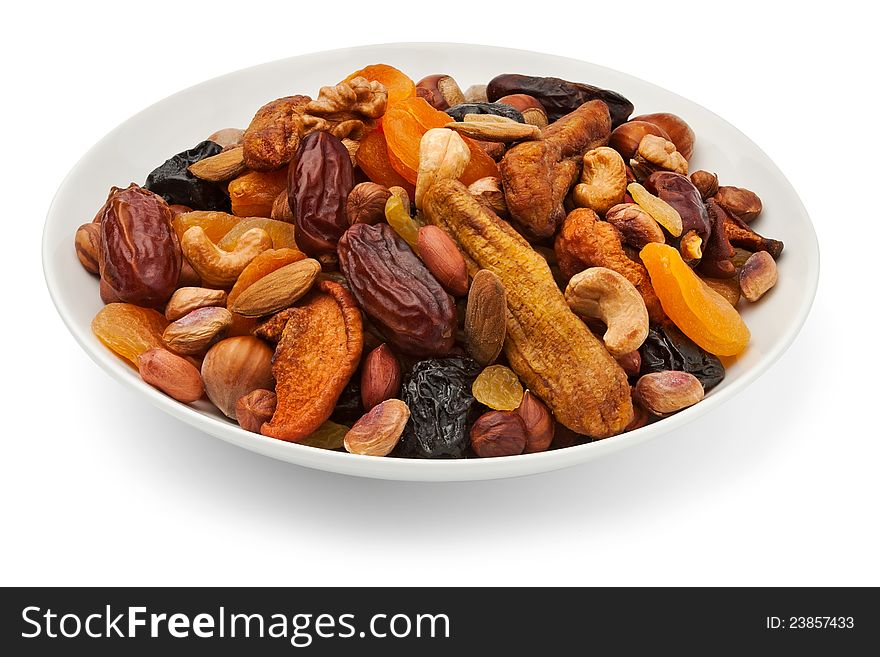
[640, 242, 750, 356]
[228, 169, 287, 217]
[92, 303, 169, 366]
[218, 217, 298, 251]
[227, 248, 307, 306]
[173, 211, 242, 244]
[356, 127, 416, 197]
[472, 365, 525, 411]
[343, 64, 415, 107]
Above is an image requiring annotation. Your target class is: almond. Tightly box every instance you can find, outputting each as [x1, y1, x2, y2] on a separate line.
[188, 146, 247, 181]
[137, 348, 204, 403]
[444, 119, 541, 143]
[464, 269, 507, 366]
[360, 343, 402, 411]
[416, 225, 469, 296]
[229, 258, 321, 317]
[164, 287, 228, 321]
[343, 399, 410, 457]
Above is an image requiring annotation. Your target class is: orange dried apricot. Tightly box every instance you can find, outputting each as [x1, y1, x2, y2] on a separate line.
[227, 248, 306, 306]
[173, 211, 242, 244]
[218, 217, 298, 251]
[92, 303, 169, 366]
[384, 98, 499, 186]
[640, 243, 750, 356]
[228, 169, 287, 217]
[356, 127, 416, 197]
[343, 64, 415, 107]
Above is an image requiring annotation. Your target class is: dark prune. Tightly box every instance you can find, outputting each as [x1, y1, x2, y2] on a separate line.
[397, 356, 482, 458]
[445, 103, 525, 123]
[486, 73, 634, 127]
[639, 325, 725, 391]
[331, 376, 364, 425]
[144, 140, 231, 211]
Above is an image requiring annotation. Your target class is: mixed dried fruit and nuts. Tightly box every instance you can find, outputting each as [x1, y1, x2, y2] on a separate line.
[76, 64, 783, 459]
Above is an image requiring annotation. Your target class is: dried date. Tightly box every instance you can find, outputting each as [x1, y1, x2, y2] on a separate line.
[337, 223, 456, 356]
[99, 184, 181, 308]
[144, 140, 231, 211]
[397, 356, 482, 458]
[645, 172, 711, 246]
[486, 73, 634, 127]
[288, 131, 354, 256]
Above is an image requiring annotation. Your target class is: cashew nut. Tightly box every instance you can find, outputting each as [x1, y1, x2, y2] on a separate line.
[181, 226, 272, 288]
[572, 147, 627, 215]
[414, 128, 470, 209]
[564, 267, 649, 357]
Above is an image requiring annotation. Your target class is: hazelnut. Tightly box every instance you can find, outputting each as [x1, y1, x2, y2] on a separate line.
[75, 223, 101, 275]
[631, 112, 695, 160]
[137, 348, 204, 404]
[201, 336, 274, 419]
[739, 251, 777, 302]
[609, 121, 671, 160]
[416, 74, 466, 111]
[235, 389, 277, 433]
[690, 170, 719, 200]
[346, 182, 391, 226]
[463, 84, 488, 103]
[496, 94, 548, 128]
[470, 410, 527, 457]
[634, 371, 704, 416]
[343, 399, 410, 457]
[714, 186, 763, 223]
[360, 343, 402, 411]
[516, 391, 555, 453]
[605, 203, 665, 249]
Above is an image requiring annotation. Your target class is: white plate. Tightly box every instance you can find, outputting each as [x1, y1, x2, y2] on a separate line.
[42, 43, 819, 481]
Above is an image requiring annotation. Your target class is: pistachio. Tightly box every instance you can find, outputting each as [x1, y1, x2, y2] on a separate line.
[739, 251, 778, 302]
[163, 306, 233, 355]
[164, 287, 227, 321]
[343, 399, 410, 457]
[634, 371, 704, 416]
[605, 203, 665, 249]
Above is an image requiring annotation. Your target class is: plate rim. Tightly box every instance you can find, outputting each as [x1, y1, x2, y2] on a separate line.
[42, 42, 820, 481]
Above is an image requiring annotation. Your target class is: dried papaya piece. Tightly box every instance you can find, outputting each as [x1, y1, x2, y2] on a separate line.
[343, 64, 415, 107]
[423, 179, 633, 438]
[261, 281, 363, 442]
[92, 303, 169, 366]
[227, 248, 307, 307]
[640, 242, 750, 356]
[228, 169, 287, 217]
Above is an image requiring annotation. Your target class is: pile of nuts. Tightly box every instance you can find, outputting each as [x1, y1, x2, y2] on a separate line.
[75, 64, 784, 459]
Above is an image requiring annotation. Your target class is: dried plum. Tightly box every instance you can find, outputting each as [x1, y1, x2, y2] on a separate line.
[145, 140, 231, 211]
[639, 325, 725, 391]
[446, 103, 525, 123]
[397, 356, 481, 458]
[331, 376, 364, 425]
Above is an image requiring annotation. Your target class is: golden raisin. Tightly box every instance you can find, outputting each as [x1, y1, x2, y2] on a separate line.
[91, 303, 169, 366]
[299, 420, 349, 450]
[384, 194, 420, 250]
[472, 365, 525, 411]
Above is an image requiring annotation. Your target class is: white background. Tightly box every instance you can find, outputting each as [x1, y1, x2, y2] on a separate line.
[2, 0, 878, 586]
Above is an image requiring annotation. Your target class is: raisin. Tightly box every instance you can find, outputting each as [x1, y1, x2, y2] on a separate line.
[472, 365, 524, 411]
[91, 303, 169, 366]
[331, 377, 365, 425]
[639, 325, 725, 391]
[397, 356, 481, 458]
[144, 140, 230, 211]
[446, 103, 525, 123]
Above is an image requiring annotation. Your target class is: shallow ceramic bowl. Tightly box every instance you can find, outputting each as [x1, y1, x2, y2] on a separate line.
[43, 43, 819, 481]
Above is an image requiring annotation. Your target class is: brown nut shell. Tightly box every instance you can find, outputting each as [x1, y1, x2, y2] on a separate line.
[470, 410, 527, 457]
[202, 336, 275, 419]
[516, 391, 555, 453]
[631, 113, 695, 160]
[236, 389, 277, 433]
[609, 121, 671, 160]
